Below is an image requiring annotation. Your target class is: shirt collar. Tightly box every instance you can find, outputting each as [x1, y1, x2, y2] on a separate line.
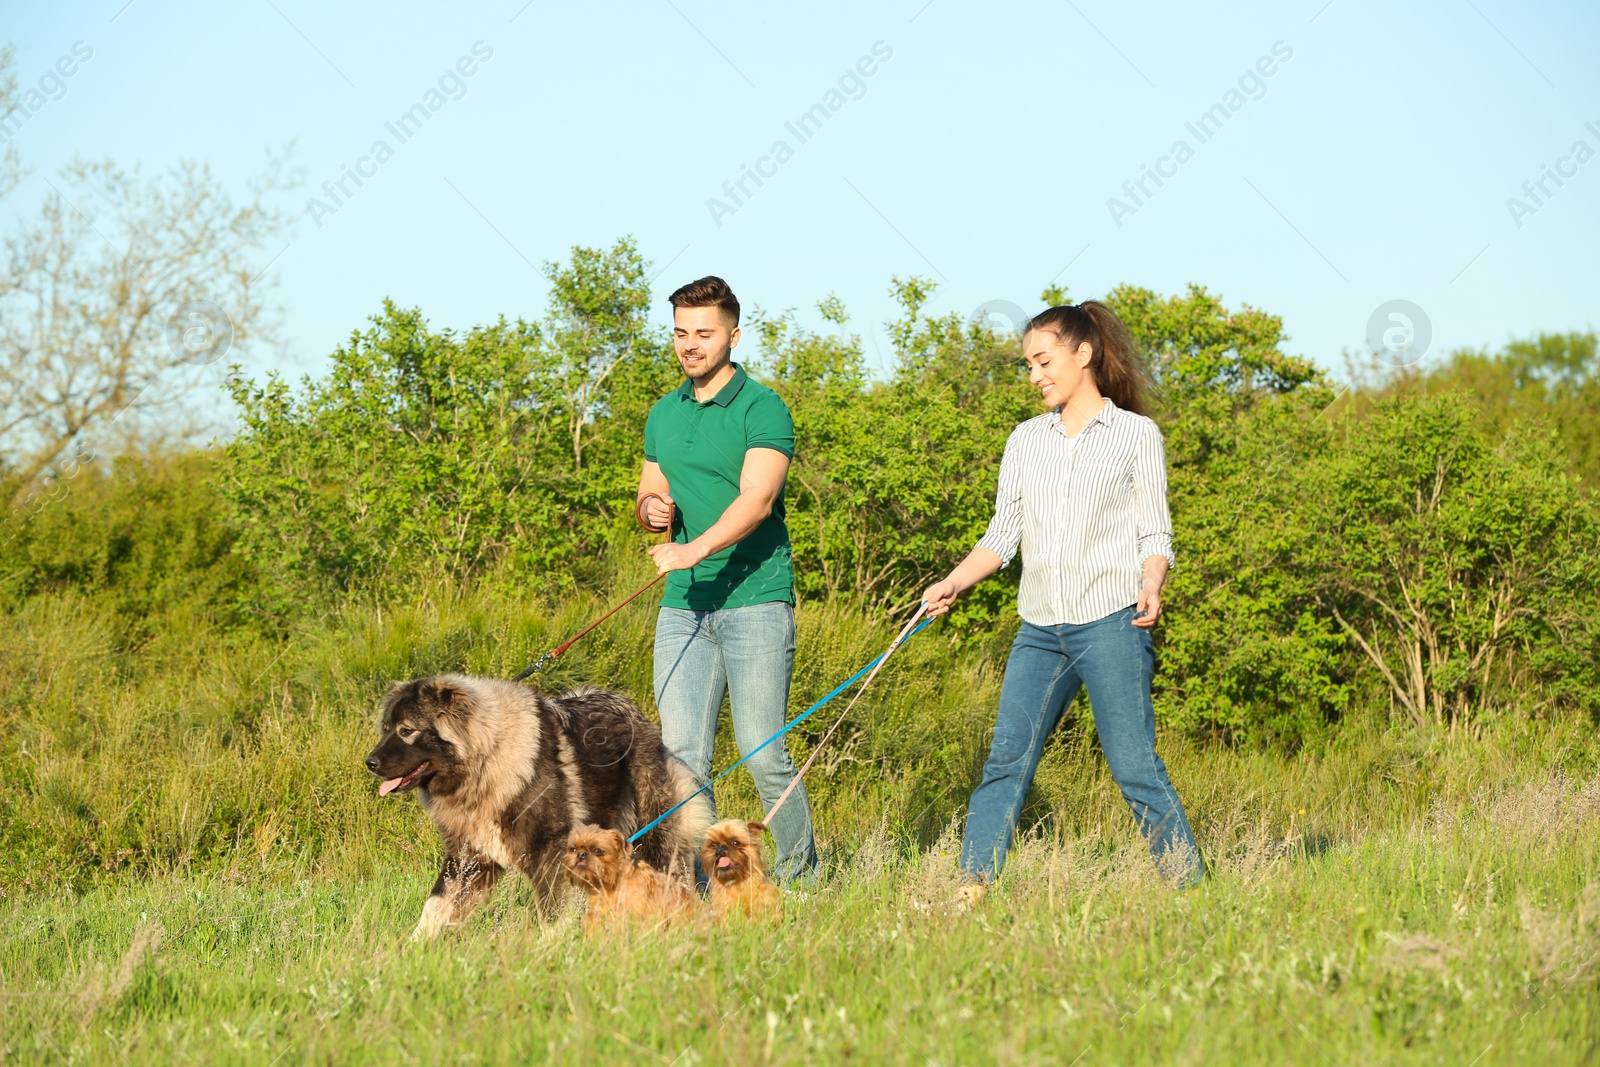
[677, 363, 748, 407]
[1050, 396, 1118, 436]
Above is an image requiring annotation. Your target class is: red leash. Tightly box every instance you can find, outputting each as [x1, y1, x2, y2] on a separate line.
[512, 571, 666, 681]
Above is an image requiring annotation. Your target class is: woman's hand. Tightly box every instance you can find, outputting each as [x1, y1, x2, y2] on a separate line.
[922, 549, 1004, 618]
[1133, 560, 1167, 628]
[1133, 585, 1162, 628]
[922, 577, 960, 617]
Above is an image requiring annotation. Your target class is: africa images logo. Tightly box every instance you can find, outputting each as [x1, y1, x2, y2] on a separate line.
[705, 41, 894, 229]
[0, 40, 94, 143]
[304, 42, 494, 229]
[1366, 300, 1432, 367]
[1505, 119, 1600, 230]
[1106, 40, 1293, 228]
[165, 300, 235, 366]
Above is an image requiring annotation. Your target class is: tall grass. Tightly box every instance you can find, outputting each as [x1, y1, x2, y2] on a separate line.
[2, 560, 1598, 1062]
[0, 550, 1008, 889]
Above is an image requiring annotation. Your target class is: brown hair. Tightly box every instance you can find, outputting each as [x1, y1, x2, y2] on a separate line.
[668, 275, 740, 327]
[1024, 301, 1151, 416]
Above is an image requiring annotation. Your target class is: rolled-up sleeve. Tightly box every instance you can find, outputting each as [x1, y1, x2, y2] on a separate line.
[974, 430, 1025, 566]
[1132, 422, 1176, 568]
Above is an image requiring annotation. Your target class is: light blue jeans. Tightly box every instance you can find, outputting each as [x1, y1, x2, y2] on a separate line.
[960, 606, 1205, 886]
[654, 600, 819, 884]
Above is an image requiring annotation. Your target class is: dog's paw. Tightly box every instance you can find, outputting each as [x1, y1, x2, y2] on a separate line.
[955, 883, 987, 913]
[410, 896, 453, 940]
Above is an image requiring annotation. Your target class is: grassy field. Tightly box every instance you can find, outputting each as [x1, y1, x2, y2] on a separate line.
[2, 574, 1598, 1064]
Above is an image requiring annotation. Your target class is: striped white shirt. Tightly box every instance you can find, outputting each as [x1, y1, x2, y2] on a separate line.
[975, 398, 1175, 626]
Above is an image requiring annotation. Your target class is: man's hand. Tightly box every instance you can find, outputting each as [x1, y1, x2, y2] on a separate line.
[639, 492, 675, 532]
[646, 449, 787, 576]
[1133, 584, 1162, 628]
[637, 460, 674, 532]
[649, 541, 705, 574]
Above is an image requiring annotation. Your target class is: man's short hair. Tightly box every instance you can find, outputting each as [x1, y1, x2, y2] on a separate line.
[668, 276, 740, 327]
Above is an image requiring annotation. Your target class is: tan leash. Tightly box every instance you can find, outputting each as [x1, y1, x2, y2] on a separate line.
[763, 602, 930, 826]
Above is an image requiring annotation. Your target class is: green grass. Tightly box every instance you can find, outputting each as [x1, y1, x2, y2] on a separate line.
[2, 570, 1598, 1063]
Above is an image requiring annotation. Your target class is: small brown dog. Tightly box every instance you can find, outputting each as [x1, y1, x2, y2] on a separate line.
[700, 819, 781, 921]
[562, 825, 695, 933]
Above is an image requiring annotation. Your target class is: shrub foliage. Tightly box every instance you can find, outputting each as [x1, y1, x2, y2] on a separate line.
[5, 237, 1596, 746]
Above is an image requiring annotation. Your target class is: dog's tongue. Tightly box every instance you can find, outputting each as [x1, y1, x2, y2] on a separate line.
[378, 776, 405, 797]
[717, 856, 732, 869]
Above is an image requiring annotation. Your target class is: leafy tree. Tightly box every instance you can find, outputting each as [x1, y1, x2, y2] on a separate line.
[1354, 331, 1600, 488]
[542, 241, 681, 536]
[1097, 283, 1347, 743]
[222, 238, 676, 609]
[749, 297, 870, 600]
[1154, 380, 1599, 740]
[0, 157, 292, 494]
[1111, 282, 1319, 401]
[0, 47, 18, 199]
[1149, 388, 1352, 744]
[211, 247, 1599, 744]
[758, 278, 1034, 625]
[1302, 394, 1599, 725]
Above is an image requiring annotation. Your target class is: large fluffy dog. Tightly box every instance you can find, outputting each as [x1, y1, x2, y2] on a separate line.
[365, 675, 711, 939]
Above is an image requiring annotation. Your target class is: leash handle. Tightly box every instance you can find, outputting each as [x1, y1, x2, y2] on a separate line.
[512, 571, 667, 681]
[764, 603, 928, 826]
[629, 610, 936, 844]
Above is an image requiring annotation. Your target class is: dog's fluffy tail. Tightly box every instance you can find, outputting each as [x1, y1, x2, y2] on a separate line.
[629, 744, 714, 883]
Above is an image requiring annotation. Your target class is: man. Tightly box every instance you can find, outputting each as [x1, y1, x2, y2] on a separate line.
[637, 275, 818, 885]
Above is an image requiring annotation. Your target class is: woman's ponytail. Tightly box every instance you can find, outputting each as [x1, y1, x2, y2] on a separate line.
[1024, 300, 1151, 417]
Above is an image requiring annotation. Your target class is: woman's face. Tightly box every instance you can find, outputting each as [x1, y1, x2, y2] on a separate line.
[1023, 329, 1093, 409]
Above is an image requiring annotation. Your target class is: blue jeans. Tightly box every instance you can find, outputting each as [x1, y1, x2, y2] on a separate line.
[654, 601, 819, 884]
[960, 607, 1204, 886]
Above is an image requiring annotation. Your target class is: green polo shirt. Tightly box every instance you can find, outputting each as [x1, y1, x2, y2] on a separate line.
[643, 364, 795, 610]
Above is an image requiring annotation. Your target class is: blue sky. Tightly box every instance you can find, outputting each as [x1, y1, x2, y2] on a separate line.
[4, 0, 1597, 381]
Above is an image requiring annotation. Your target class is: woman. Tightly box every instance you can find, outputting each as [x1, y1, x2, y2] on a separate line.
[922, 301, 1204, 905]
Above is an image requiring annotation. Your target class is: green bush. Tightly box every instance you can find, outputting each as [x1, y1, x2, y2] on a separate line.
[755, 278, 1036, 630]
[1357, 329, 1600, 488]
[1150, 385, 1354, 745]
[6, 240, 1594, 749]
[0, 451, 255, 641]
[1300, 394, 1600, 725]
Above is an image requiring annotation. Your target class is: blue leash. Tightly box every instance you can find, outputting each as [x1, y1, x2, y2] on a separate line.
[628, 615, 935, 844]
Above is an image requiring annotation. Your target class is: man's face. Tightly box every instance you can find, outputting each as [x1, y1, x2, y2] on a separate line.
[673, 306, 740, 383]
